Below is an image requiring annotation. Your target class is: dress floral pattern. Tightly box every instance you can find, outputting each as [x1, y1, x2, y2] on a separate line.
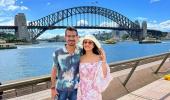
[77, 61, 110, 100]
[77, 62, 102, 100]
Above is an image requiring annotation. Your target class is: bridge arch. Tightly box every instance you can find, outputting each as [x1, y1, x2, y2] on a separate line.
[28, 6, 140, 39]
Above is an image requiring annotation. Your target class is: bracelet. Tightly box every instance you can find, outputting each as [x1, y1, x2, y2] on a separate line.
[51, 86, 55, 89]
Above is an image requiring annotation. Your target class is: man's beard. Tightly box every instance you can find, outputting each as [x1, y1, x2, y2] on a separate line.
[67, 40, 76, 46]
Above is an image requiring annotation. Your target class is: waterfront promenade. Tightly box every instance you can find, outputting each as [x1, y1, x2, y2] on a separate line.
[8, 78, 170, 100]
[118, 78, 170, 100]
[2, 52, 170, 100]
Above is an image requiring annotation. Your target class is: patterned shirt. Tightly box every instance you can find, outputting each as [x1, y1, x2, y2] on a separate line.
[53, 45, 82, 91]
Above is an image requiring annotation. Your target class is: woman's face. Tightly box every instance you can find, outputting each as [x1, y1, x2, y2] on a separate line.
[83, 39, 94, 51]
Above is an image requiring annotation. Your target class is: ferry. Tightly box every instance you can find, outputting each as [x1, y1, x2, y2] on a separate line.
[139, 37, 161, 44]
[103, 38, 117, 44]
[0, 39, 17, 49]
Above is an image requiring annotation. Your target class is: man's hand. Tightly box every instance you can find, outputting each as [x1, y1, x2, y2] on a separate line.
[51, 88, 59, 100]
[51, 67, 58, 100]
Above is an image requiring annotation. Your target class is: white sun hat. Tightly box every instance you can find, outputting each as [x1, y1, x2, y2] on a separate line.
[80, 34, 101, 49]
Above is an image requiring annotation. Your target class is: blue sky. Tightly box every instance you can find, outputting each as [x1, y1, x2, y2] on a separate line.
[0, 0, 170, 38]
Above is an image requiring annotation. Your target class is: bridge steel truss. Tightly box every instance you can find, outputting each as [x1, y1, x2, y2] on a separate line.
[28, 6, 140, 40]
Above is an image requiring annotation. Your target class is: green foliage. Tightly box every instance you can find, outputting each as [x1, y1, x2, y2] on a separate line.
[48, 35, 65, 42]
[0, 33, 17, 42]
[121, 34, 129, 40]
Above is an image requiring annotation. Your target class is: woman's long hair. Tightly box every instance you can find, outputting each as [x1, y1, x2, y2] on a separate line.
[83, 42, 100, 55]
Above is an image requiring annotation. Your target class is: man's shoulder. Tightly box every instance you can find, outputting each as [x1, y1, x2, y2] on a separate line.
[55, 48, 63, 52]
[76, 46, 83, 55]
[53, 48, 64, 55]
[76, 46, 82, 51]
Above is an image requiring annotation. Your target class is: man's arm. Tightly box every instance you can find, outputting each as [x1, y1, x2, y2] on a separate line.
[51, 66, 58, 100]
[51, 66, 57, 88]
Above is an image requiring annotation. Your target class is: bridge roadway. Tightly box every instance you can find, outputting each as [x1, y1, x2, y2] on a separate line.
[0, 25, 161, 33]
[7, 59, 170, 100]
[0, 25, 141, 31]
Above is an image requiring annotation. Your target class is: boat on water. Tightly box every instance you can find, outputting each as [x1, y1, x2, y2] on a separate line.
[139, 37, 161, 44]
[103, 38, 117, 44]
[0, 43, 17, 49]
[0, 40, 17, 49]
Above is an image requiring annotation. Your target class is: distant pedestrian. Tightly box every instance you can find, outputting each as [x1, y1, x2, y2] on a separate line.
[0, 82, 3, 100]
[51, 26, 82, 100]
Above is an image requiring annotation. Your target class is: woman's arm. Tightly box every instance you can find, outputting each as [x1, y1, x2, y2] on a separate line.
[99, 48, 107, 78]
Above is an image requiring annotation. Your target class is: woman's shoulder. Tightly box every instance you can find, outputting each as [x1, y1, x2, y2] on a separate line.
[80, 55, 85, 62]
[96, 55, 102, 61]
[80, 54, 101, 63]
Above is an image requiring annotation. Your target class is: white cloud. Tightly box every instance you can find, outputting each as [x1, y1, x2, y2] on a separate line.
[136, 17, 148, 21]
[78, 29, 99, 35]
[0, 0, 15, 7]
[0, 17, 14, 25]
[150, 0, 160, 3]
[20, 1, 23, 4]
[135, 16, 170, 31]
[99, 22, 118, 27]
[0, 0, 28, 26]
[20, 6, 28, 10]
[159, 20, 170, 31]
[75, 21, 117, 35]
[47, 2, 51, 6]
[149, 20, 157, 23]
[78, 29, 112, 36]
[77, 20, 88, 26]
[147, 20, 170, 31]
[0, 0, 28, 11]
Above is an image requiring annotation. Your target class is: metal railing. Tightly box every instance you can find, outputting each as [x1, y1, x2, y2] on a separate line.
[0, 52, 170, 98]
[0, 75, 50, 92]
[109, 52, 170, 86]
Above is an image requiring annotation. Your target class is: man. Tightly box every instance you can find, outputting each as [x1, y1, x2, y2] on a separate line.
[51, 27, 82, 100]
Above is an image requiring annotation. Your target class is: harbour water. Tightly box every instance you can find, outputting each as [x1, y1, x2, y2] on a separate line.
[1, 41, 170, 83]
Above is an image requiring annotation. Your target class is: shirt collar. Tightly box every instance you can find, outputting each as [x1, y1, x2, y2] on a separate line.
[63, 44, 79, 54]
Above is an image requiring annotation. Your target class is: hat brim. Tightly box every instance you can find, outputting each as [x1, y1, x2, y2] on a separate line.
[79, 35, 101, 49]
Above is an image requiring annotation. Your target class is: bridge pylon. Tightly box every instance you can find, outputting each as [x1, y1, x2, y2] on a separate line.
[142, 21, 147, 39]
[15, 13, 30, 41]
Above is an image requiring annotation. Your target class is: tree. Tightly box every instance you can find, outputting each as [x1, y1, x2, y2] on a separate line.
[121, 34, 129, 40]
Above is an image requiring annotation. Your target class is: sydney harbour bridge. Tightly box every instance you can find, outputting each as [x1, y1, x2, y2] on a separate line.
[0, 6, 162, 41]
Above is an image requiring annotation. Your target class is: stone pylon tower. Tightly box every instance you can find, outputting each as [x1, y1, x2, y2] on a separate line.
[15, 13, 30, 41]
[142, 21, 147, 39]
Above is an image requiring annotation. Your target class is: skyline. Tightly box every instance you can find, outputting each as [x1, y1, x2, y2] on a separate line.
[0, 0, 170, 38]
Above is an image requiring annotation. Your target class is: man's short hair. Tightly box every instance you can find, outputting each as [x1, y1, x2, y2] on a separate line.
[65, 26, 78, 36]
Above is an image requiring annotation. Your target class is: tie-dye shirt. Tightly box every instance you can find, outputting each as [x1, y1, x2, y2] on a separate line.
[53, 45, 82, 91]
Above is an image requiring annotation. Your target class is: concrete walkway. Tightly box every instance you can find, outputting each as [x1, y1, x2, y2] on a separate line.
[117, 78, 170, 100]
[8, 78, 170, 100]
[8, 89, 51, 100]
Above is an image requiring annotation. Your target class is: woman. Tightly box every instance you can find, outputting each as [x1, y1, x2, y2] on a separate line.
[77, 35, 111, 100]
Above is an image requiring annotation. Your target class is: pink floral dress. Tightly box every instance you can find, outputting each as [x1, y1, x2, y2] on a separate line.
[77, 61, 104, 100]
[77, 61, 111, 100]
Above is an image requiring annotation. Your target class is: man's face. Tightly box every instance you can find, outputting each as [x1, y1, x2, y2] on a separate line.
[65, 30, 79, 46]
